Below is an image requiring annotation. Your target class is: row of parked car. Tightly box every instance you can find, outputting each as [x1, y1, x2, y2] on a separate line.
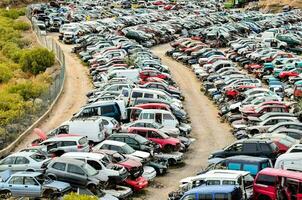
[0, 2, 200, 198]
[166, 9, 302, 200]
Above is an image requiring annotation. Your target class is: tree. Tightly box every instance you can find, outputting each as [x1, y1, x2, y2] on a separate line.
[0, 64, 13, 83]
[20, 48, 55, 75]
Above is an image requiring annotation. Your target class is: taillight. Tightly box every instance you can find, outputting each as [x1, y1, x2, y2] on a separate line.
[77, 145, 83, 149]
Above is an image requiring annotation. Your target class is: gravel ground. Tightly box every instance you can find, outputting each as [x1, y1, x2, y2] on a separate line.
[134, 44, 235, 200]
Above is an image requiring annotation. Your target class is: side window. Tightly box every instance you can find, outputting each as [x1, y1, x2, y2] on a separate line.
[136, 130, 147, 137]
[8, 176, 24, 185]
[113, 137, 125, 143]
[144, 93, 154, 98]
[243, 143, 258, 152]
[87, 160, 102, 170]
[101, 105, 115, 114]
[132, 92, 143, 98]
[52, 162, 66, 171]
[206, 180, 221, 185]
[1, 157, 15, 165]
[125, 138, 138, 146]
[243, 164, 259, 176]
[100, 144, 110, 150]
[67, 164, 85, 175]
[228, 163, 241, 170]
[110, 145, 122, 152]
[163, 113, 174, 120]
[15, 157, 30, 164]
[228, 143, 243, 152]
[148, 131, 161, 138]
[155, 113, 162, 123]
[198, 194, 212, 200]
[260, 143, 271, 152]
[61, 141, 77, 146]
[24, 177, 39, 186]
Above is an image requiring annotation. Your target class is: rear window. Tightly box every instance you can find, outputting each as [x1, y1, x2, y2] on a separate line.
[243, 164, 258, 176]
[79, 137, 88, 145]
[30, 154, 46, 162]
[290, 149, 302, 153]
[256, 174, 276, 186]
[214, 193, 229, 200]
[132, 92, 143, 98]
[101, 105, 115, 114]
[228, 163, 241, 170]
[62, 141, 77, 146]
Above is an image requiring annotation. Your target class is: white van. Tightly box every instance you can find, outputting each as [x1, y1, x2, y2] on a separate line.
[138, 109, 179, 128]
[274, 152, 302, 172]
[104, 69, 140, 83]
[121, 88, 182, 108]
[49, 117, 106, 143]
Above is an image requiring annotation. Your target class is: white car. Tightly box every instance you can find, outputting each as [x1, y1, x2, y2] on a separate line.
[0, 152, 50, 173]
[92, 140, 151, 164]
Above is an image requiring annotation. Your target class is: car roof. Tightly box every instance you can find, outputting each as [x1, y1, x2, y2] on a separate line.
[7, 151, 37, 157]
[226, 155, 270, 162]
[62, 152, 105, 160]
[13, 171, 42, 177]
[51, 157, 85, 165]
[259, 168, 302, 180]
[100, 140, 126, 147]
[141, 109, 171, 114]
[184, 185, 237, 195]
[236, 138, 272, 143]
[42, 135, 84, 142]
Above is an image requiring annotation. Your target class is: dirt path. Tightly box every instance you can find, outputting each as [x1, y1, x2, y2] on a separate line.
[15, 37, 92, 151]
[140, 44, 235, 199]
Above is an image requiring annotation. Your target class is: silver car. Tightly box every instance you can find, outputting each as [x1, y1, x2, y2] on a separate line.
[0, 152, 50, 173]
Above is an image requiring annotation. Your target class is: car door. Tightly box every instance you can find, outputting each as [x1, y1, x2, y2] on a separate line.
[242, 143, 259, 157]
[49, 162, 67, 182]
[13, 156, 30, 172]
[23, 176, 41, 197]
[162, 113, 177, 128]
[147, 130, 162, 146]
[125, 137, 141, 150]
[66, 164, 87, 187]
[0, 156, 16, 172]
[7, 176, 26, 197]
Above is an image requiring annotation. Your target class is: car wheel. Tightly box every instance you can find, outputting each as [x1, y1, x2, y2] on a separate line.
[164, 145, 173, 153]
[250, 129, 259, 135]
[88, 184, 98, 194]
[168, 158, 176, 166]
[43, 189, 57, 199]
[0, 190, 11, 198]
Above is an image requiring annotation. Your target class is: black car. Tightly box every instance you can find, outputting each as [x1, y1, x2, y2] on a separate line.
[208, 139, 281, 163]
[108, 133, 160, 155]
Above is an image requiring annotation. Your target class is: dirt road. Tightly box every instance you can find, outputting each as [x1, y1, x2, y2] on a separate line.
[15, 37, 92, 151]
[140, 44, 235, 199]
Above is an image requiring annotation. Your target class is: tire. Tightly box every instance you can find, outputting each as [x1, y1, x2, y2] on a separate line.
[258, 195, 271, 200]
[26, 169, 34, 172]
[250, 129, 259, 135]
[164, 145, 174, 153]
[88, 184, 98, 194]
[0, 190, 11, 199]
[43, 189, 57, 199]
[168, 158, 176, 166]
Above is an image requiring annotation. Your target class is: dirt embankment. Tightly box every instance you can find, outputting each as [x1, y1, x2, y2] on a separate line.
[258, 0, 302, 12]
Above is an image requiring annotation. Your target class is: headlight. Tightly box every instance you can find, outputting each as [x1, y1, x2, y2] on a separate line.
[208, 154, 214, 159]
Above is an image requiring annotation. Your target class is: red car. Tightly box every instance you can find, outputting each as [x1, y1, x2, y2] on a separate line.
[127, 127, 181, 152]
[241, 105, 289, 119]
[253, 168, 302, 200]
[279, 68, 301, 79]
[139, 70, 170, 81]
[93, 149, 148, 191]
[241, 101, 287, 113]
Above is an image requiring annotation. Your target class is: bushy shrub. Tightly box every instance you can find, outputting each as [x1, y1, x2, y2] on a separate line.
[13, 21, 30, 31]
[7, 79, 48, 101]
[20, 48, 55, 75]
[0, 9, 25, 20]
[0, 64, 13, 83]
[63, 193, 98, 200]
[2, 42, 22, 62]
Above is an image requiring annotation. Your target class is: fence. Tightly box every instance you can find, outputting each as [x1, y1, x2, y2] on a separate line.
[0, 7, 66, 157]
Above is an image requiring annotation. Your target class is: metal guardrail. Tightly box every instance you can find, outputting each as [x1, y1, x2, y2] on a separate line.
[0, 7, 66, 157]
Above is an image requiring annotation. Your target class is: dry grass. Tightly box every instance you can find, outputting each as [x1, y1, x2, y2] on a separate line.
[259, 0, 302, 12]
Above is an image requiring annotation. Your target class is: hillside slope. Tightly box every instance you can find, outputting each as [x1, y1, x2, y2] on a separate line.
[259, 0, 302, 11]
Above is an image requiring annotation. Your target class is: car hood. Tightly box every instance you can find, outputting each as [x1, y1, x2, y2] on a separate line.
[119, 158, 142, 169]
[131, 151, 150, 159]
[44, 180, 71, 191]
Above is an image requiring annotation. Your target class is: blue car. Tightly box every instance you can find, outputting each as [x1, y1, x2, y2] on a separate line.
[0, 170, 71, 198]
[180, 185, 243, 200]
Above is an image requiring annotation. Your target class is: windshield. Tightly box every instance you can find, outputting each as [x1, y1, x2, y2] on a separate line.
[157, 130, 169, 139]
[83, 164, 98, 176]
[134, 134, 149, 144]
[122, 144, 135, 154]
[101, 156, 111, 167]
[30, 153, 46, 162]
[36, 174, 52, 185]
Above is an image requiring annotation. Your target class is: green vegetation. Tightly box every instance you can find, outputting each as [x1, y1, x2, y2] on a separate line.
[0, 8, 55, 148]
[63, 193, 98, 200]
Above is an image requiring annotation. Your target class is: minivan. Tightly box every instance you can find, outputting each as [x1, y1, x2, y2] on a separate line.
[49, 117, 106, 143]
[73, 101, 127, 121]
[204, 156, 273, 177]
